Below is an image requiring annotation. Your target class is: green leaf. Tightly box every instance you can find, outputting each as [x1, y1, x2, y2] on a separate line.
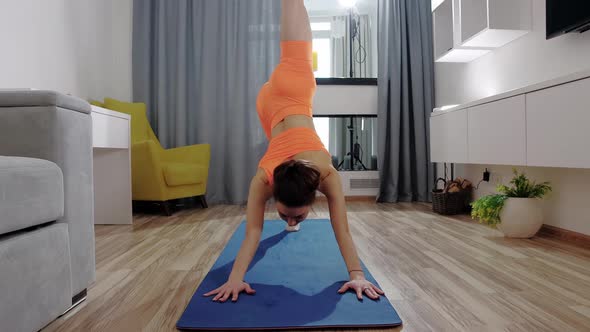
[496, 168, 551, 198]
[471, 194, 507, 227]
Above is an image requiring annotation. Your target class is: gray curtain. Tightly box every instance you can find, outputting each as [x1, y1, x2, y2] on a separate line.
[133, 0, 281, 204]
[330, 14, 373, 78]
[377, 0, 434, 202]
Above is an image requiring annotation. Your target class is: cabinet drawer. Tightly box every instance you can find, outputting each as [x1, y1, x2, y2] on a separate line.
[468, 95, 526, 165]
[430, 109, 468, 163]
[526, 77, 590, 168]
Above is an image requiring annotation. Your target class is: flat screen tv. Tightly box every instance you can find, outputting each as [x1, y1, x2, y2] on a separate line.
[546, 0, 590, 39]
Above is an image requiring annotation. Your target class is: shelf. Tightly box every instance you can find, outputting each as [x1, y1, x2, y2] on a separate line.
[461, 0, 531, 48]
[433, 0, 531, 63]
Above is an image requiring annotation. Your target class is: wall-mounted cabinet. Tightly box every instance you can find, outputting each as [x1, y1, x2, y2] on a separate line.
[461, 0, 531, 48]
[434, 0, 491, 62]
[430, 109, 468, 163]
[433, 0, 530, 63]
[433, 0, 454, 60]
[430, 71, 590, 169]
[526, 77, 590, 168]
[468, 95, 526, 165]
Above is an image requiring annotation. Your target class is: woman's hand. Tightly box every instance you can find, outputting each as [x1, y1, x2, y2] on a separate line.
[338, 278, 385, 300]
[203, 279, 256, 302]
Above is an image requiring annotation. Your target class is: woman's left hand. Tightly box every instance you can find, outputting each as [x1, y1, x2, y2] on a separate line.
[337, 278, 385, 300]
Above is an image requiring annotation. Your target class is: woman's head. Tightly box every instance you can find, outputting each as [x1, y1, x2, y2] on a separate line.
[273, 159, 320, 226]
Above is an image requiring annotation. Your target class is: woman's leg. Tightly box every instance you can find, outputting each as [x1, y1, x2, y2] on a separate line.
[281, 0, 312, 42]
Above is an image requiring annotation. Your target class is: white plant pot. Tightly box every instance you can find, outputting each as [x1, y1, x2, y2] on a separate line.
[498, 198, 544, 238]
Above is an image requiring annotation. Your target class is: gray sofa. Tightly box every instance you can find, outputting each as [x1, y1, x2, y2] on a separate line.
[0, 91, 95, 332]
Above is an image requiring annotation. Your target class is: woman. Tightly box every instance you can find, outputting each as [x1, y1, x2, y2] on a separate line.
[204, 0, 384, 303]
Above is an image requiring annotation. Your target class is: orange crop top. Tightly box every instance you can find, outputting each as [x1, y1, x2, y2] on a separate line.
[258, 127, 329, 185]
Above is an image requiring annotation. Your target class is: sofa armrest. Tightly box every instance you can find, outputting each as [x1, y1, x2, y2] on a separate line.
[0, 90, 95, 295]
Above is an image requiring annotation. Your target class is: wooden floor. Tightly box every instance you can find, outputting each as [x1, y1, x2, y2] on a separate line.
[44, 202, 590, 332]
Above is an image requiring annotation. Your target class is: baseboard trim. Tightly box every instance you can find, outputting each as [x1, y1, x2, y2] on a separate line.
[538, 225, 590, 249]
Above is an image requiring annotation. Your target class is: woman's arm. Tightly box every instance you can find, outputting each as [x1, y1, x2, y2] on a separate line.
[320, 170, 384, 300]
[205, 170, 272, 302]
[229, 172, 272, 281]
[320, 172, 364, 278]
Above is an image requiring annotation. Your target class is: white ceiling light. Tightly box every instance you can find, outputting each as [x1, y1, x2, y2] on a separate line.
[339, 0, 358, 9]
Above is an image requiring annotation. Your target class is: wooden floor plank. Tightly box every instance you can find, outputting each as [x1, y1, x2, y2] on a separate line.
[43, 202, 590, 332]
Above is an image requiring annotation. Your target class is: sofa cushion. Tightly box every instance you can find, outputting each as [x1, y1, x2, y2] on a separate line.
[0, 156, 64, 235]
[163, 162, 207, 186]
[0, 223, 71, 332]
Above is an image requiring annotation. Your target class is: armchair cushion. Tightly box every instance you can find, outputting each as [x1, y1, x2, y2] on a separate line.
[163, 162, 207, 186]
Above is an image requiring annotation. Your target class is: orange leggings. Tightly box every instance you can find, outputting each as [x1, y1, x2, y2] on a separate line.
[256, 41, 329, 184]
[256, 41, 317, 140]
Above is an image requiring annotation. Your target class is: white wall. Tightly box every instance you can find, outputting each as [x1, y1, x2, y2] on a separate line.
[434, 1, 590, 235]
[0, 0, 133, 101]
[435, 1, 590, 107]
[456, 165, 590, 236]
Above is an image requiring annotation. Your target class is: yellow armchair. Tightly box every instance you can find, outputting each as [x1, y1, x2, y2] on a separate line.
[100, 98, 210, 215]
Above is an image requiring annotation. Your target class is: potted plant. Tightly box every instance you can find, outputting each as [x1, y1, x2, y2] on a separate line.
[471, 169, 552, 238]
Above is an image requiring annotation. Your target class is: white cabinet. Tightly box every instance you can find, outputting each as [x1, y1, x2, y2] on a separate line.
[433, 0, 454, 60]
[430, 109, 468, 163]
[430, 70, 590, 169]
[92, 110, 130, 149]
[91, 106, 132, 225]
[461, 0, 531, 48]
[468, 95, 526, 165]
[434, 0, 491, 63]
[433, 0, 529, 62]
[526, 78, 590, 168]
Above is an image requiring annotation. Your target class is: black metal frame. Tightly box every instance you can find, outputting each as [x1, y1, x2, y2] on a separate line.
[316, 77, 377, 85]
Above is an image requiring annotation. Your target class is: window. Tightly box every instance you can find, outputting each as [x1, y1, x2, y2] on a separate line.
[313, 116, 378, 171]
[312, 38, 331, 78]
[313, 117, 330, 149]
[311, 19, 332, 78]
[311, 22, 332, 31]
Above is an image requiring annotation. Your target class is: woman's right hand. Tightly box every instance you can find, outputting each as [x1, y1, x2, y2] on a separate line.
[203, 279, 256, 302]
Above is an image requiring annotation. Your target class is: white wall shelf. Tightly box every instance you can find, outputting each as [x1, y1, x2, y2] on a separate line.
[431, 70, 590, 169]
[461, 0, 531, 48]
[433, 0, 530, 63]
[433, 0, 454, 60]
[434, 0, 491, 63]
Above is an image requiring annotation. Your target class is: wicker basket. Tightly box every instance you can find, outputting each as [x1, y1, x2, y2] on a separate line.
[432, 178, 472, 215]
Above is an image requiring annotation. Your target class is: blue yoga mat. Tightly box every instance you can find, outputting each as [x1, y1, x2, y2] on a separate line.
[177, 219, 402, 330]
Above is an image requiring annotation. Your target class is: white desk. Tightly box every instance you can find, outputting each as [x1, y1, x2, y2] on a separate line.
[91, 106, 132, 224]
